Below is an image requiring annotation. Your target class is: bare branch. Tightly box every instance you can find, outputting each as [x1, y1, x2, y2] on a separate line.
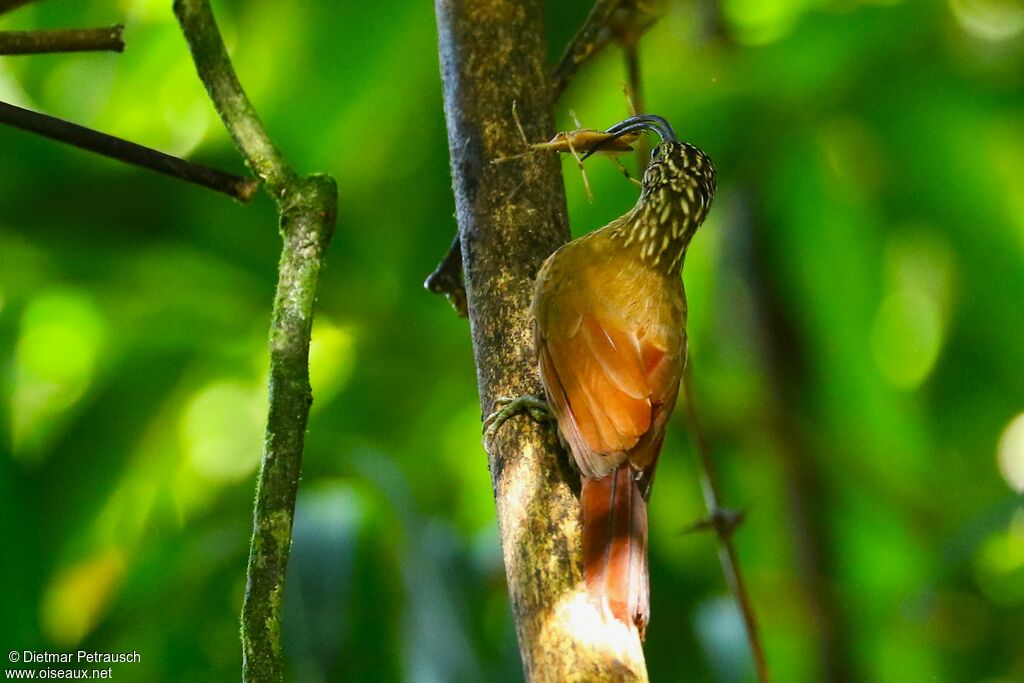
[174, 2, 338, 681]
[0, 100, 257, 201]
[682, 366, 771, 683]
[0, 26, 124, 55]
[553, 0, 622, 97]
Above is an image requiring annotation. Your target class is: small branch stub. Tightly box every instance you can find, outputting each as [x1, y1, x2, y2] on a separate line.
[423, 233, 467, 316]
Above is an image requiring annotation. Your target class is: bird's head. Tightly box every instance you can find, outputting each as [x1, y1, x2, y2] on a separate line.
[646, 140, 716, 206]
[589, 115, 717, 270]
[592, 114, 716, 216]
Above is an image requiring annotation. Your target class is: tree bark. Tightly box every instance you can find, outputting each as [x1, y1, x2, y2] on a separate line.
[434, 1, 648, 680]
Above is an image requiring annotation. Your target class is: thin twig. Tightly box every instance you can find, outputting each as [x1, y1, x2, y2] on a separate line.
[616, 2, 654, 168]
[623, 43, 764, 677]
[0, 26, 124, 55]
[623, 44, 644, 115]
[741, 190, 851, 681]
[682, 365, 771, 683]
[617, 12, 764, 673]
[0, 100, 257, 201]
[174, 2, 338, 682]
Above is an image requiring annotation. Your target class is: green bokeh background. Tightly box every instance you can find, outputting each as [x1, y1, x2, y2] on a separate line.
[2, 0, 1023, 680]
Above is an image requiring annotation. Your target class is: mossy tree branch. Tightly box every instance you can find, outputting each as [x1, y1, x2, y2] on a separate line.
[174, 2, 338, 681]
[434, 0, 647, 679]
[174, 0, 295, 197]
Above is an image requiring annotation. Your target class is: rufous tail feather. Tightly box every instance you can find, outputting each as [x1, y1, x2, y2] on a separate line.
[581, 466, 650, 637]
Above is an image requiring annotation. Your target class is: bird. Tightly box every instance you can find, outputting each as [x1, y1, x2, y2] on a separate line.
[486, 114, 716, 636]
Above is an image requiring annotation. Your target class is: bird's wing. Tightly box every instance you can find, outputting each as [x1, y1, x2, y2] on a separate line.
[537, 310, 682, 480]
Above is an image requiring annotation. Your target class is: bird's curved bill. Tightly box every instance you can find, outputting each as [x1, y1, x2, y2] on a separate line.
[582, 114, 678, 160]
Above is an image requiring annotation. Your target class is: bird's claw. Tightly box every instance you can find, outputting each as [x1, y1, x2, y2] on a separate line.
[483, 394, 553, 445]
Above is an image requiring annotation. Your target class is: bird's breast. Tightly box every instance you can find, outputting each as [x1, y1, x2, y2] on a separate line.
[533, 228, 687, 344]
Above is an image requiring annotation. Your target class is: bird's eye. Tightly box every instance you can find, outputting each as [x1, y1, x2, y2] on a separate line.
[650, 147, 661, 160]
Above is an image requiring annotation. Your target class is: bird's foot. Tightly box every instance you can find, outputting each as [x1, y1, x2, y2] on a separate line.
[483, 394, 554, 445]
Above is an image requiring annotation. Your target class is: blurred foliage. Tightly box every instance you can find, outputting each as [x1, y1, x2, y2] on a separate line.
[1, 0, 1023, 681]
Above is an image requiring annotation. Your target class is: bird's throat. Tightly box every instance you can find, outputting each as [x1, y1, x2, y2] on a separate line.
[612, 198, 695, 275]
